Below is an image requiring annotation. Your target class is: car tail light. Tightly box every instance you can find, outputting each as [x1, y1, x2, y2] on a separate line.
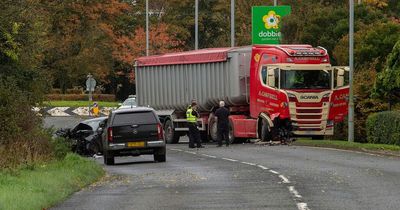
[157, 123, 164, 140]
[107, 127, 113, 142]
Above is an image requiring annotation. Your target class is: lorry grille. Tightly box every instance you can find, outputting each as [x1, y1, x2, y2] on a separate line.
[289, 102, 330, 134]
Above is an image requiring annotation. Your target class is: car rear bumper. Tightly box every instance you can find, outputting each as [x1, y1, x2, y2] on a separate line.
[107, 140, 165, 150]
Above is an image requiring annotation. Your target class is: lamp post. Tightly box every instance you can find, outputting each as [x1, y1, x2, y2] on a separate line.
[231, 0, 235, 47]
[146, 0, 149, 56]
[348, 0, 355, 142]
[195, 0, 198, 50]
[274, 0, 277, 6]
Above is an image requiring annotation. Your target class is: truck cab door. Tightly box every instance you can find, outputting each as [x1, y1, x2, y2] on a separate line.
[329, 66, 350, 123]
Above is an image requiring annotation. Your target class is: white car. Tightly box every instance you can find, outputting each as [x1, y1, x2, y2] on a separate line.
[118, 97, 137, 109]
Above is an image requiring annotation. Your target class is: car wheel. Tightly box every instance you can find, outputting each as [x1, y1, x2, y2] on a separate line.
[104, 151, 114, 165]
[154, 148, 166, 162]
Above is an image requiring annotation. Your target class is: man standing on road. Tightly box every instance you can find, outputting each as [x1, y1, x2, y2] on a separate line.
[186, 100, 204, 148]
[215, 100, 230, 147]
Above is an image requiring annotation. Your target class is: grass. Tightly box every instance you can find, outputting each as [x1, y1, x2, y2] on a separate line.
[0, 154, 104, 210]
[293, 139, 400, 153]
[43, 100, 119, 107]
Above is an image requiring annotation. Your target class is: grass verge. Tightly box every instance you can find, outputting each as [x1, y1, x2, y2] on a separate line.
[43, 100, 119, 107]
[293, 139, 400, 155]
[0, 153, 104, 210]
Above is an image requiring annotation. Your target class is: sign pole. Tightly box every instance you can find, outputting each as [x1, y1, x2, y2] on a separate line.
[274, 0, 277, 6]
[348, 0, 355, 142]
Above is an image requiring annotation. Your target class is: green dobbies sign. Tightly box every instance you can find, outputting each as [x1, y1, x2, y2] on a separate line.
[252, 6, 291, 44]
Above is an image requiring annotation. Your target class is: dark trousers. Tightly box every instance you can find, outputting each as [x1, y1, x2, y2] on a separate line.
[217, 127, 229, 146]
[188, 123, 202, 148]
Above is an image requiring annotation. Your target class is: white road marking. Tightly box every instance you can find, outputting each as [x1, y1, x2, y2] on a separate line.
[201, 154, 217, 158]
[279, 175, 291, 183]
[257, 165, 269, 170]
[184, 151, 196, 154]
[169, 148, 180, 151]
[269, 170, 279, 174]
[241, 161, 256, 166]
[222, 158, 238, 162]
[297, 202, 310, 210]
[288, 186, 302, 198]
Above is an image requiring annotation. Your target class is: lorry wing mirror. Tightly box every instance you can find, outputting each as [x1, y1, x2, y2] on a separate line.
[267, 68, 275, 87]
[337, 69, 345, 87]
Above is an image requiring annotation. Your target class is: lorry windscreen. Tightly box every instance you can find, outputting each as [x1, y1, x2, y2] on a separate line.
[280, 69, 331, 90]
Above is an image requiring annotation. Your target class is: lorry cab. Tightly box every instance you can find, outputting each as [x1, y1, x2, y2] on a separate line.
[250, 45, 349, 139]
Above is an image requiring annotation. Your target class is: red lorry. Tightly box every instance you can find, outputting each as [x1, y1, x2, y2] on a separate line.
[135, 45, 349, 143]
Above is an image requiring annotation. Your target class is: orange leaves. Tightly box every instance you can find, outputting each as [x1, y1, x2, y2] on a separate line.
[106, 23, 184, 65]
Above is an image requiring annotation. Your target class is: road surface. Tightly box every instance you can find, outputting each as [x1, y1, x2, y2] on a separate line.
[47, 117, 400, 210]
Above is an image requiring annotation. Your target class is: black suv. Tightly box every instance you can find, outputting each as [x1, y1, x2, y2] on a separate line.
[102, 107, 166, 165]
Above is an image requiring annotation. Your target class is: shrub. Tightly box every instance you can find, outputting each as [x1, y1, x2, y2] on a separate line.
[45, 94, 116, 101]
[66, 89, 83, 94]
[366, 111, 400, 145]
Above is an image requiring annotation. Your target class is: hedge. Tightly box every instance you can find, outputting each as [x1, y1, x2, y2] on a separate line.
[366, 111, 400, 145]
[46, 94, 116, 102]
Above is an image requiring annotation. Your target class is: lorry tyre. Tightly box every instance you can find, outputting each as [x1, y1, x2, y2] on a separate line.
[228, 120, 236, 144]
[209, 118, 218, 142]
[260, 119, 271, 142]
[154, 148, 166, 162]
[164, 120, 179, 144]
[104, 151, 115, 165]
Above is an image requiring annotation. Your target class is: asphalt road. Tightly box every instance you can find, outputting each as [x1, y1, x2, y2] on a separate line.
[47, 117, 400, 210]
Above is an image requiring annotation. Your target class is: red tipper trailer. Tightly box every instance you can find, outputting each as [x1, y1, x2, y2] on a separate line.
[135, 45, 349, 143]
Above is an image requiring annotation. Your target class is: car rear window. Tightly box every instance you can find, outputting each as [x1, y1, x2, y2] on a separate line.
[112, 111, 157, 126]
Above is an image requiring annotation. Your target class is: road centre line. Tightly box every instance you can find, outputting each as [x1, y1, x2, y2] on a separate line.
[288, 186, 302, 198]
[269, 170, 279, 174]
[169, 148, 181, 151]
[222, 158, 238, 162]
[279, 175, 291, 183]
[297, 202, 310, 210]
[201, 154, 217, 158]
[241, 161, 256, 166]
[176, 148, 310, 210]
[257, 165, 269, 170]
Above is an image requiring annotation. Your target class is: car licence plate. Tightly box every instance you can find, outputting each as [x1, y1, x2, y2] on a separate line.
[127, 141, 145, 147]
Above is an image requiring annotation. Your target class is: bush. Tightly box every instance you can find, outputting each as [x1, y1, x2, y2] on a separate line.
[45, 94, 115, 102]
[0, 80, 53, 169]
[366, 111, 400, 145]
[49, 136, 71, 160]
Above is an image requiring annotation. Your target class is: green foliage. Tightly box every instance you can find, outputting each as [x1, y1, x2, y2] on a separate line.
[49, 136, 71, 160]
[366, 111, 400, 145]
[0, 153, 104, 210]
[373, 39, 400, 103]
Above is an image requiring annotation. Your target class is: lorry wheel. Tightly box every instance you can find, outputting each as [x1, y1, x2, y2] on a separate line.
[154, 148, 166, 162]
[164, 120, 179, 144]
[260, 119, 271, 142]
[104, 151, 114, 165]
[228, 121, 236, 144]
[209, 118, 218, 142]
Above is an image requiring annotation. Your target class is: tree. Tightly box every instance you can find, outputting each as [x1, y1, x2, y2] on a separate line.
[373, 39, 400, 109]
